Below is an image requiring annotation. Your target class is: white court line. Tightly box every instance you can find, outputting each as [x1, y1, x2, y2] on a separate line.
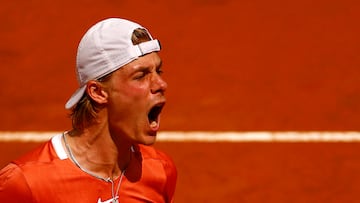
[0, 131, 360, 142]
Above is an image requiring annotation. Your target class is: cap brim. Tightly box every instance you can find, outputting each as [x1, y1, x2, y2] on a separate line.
[65, 85, 86, 109]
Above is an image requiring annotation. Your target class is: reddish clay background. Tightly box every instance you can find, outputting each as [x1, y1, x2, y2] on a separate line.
[1, 0, 360, 202]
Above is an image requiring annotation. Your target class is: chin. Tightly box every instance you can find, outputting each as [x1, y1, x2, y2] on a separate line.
[140, 133, 158, 145]
[140, 139, 157, 146]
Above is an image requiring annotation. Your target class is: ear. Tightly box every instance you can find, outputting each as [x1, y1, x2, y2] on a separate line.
[86, 80, 108, 105]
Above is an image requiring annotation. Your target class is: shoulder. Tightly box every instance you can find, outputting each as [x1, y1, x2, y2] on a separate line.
[0, 163, 34, 202]
[135, 144, 177, 183]
[135, 144, 176, 169]
[14, 134, 64, 166]
[3, 134, 68, 187]
[133, 144, 177, 201]
[0, 134, 65, 201]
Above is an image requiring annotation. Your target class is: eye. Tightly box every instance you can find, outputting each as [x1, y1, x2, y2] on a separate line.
[133, 71, 146, 80]
[156, 67, 164, 75]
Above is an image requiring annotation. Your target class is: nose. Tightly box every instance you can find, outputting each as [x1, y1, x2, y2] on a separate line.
[151, 73, 168, 94]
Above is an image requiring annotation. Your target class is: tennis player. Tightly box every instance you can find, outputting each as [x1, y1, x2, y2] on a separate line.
[0, 18, 177, 203]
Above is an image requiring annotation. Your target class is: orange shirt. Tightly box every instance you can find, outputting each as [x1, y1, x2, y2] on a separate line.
[0, 134, 177, 203]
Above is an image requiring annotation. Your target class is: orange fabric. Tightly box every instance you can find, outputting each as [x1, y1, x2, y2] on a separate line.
[0, 136, 177, 203]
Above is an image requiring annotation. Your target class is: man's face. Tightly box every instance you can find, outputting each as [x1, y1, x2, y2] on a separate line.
[105, 52, 167, 145]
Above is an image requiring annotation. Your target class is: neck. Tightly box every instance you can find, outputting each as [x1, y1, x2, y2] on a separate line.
[63, 130, 132, 180]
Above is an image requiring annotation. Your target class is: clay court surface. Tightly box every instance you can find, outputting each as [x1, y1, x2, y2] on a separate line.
[1, 0, 360, 202]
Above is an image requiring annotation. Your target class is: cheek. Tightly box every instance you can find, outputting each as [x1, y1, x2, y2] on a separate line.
[108, 83, 149, 112]
[120, 84, 148, 101]
[107, 85, 149, 132]
[110, 80, 146, 98]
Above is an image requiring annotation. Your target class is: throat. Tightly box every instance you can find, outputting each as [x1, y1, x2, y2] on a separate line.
[62, 132, 132, 181]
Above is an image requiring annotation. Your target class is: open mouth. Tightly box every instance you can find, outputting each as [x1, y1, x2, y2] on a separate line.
[148, 103, 165, 128]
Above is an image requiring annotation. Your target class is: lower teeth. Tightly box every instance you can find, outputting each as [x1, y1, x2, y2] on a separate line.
[150, 121, 157, 128]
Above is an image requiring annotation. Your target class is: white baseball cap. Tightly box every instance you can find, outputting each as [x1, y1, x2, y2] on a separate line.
[65, 18, 161, 109]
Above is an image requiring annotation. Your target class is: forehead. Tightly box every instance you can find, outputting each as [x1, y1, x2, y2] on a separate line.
[119, 52, 162, 73]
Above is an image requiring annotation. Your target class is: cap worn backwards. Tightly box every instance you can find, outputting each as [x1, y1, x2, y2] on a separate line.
[65, 18, 161, 109]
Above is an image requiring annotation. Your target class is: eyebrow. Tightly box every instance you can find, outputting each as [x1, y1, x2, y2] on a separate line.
[135, 60, 163, 72]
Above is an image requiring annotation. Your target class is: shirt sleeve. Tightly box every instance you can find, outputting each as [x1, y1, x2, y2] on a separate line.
[0, 163, 34, 203]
